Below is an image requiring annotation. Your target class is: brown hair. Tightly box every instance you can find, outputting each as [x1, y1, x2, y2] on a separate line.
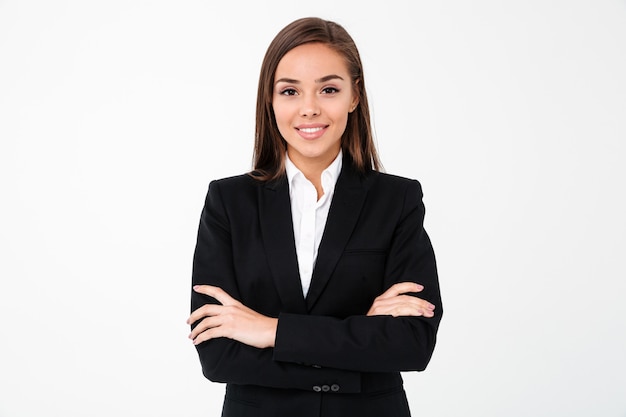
[250, 17, 381, 181]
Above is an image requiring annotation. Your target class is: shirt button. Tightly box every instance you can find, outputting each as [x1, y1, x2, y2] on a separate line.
[322, 385, 330, 392]
[331, 384, 340, 392]
[313, 385, 322, 392]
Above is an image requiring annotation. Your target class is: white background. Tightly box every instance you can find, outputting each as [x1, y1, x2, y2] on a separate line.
[1, 1, 625, 416]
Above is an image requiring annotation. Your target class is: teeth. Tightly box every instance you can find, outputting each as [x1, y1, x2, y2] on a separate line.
[299, 127, 324, 133]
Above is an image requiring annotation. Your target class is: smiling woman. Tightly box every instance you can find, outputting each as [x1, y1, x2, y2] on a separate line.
[272, 43, 359, 195]
[188, 17, 442, 417]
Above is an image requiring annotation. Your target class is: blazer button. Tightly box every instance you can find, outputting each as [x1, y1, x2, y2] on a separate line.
[331, 384, 340, 392]
[321, 385, 330, 392]
[313, 385, 322, 392]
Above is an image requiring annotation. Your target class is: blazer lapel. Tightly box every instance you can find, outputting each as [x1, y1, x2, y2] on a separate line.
[258, 177, 308, 314]
[305, 164, 370, 310]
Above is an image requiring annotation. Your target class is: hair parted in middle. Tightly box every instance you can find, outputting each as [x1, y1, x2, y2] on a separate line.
[250, 17, 381, 181]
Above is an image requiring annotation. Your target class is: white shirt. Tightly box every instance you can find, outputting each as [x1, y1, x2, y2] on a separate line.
[285, 151, 343, 296]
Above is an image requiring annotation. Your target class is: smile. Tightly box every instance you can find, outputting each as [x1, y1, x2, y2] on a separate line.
[297, 127, 326, 133]
[295, 124, 329, 140]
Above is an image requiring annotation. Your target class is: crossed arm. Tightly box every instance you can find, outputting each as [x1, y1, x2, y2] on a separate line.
[187, 281, 436, 349]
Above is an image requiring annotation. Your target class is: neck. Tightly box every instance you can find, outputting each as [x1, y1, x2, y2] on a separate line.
[288, 151, 340, 200]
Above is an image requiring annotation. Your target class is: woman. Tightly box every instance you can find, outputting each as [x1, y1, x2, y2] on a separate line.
[188, 17, 442, 417]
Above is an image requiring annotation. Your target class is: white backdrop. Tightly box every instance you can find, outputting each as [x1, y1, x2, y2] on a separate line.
[1, 1, 625, 416]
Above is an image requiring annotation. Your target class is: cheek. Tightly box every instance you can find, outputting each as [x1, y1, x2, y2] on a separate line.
[328, 97, 353, 117]
[271, 105, 292, 140]
[329, 104, 351, 127]
[272, 102, 291, 126]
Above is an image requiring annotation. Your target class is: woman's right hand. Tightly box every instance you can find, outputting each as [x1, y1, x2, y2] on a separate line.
[367, 282, 435, 317]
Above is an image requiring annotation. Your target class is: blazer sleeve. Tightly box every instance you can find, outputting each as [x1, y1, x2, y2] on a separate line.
[190, 180, 362, 392]
[273, 179, 443, 372]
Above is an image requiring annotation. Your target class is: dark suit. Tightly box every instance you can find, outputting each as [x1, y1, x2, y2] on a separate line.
[191, 157, 442, 417]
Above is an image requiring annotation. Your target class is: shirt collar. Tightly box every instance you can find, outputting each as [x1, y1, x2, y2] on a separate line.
[285, 150, 343, 191]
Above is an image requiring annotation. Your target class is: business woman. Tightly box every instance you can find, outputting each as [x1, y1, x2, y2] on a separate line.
[188, 17, 443, 417]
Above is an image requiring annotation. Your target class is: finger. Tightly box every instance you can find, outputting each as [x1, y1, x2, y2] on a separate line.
[404, 296, 435, 311]
[188, 315, 221, 339]
[379, 282, 424, 299]
[368, 295, 436, 317]
[192, 325, 228, 345]
[375, 294, 435, 311]
[187, 303, 224, 326]
[404, 295, 433, 310]
[369, 304, 425, 317]
[391, 306, 435, 318]
[193, 285, 238, 306]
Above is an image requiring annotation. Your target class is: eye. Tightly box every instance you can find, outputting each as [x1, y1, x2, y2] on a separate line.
[321, 87, 340, 94]
[279, 88, 298, 96]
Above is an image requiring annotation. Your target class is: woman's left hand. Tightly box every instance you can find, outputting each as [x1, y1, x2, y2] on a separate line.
[367, 282, 435, 317]
[187, 285, 278, 349]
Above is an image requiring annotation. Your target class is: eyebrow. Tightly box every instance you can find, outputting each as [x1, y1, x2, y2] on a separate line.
[275, 74, 345, 85]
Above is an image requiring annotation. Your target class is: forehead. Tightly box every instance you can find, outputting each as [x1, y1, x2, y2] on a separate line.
[275, 43, 350, 80]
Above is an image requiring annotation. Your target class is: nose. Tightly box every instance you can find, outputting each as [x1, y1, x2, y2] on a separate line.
[300, 94, 320, 118]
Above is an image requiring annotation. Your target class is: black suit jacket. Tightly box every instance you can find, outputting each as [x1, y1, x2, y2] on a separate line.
[191, 158, 442, 417]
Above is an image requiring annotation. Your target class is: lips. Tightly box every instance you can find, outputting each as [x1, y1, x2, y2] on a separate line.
[296, 124, 328, 140]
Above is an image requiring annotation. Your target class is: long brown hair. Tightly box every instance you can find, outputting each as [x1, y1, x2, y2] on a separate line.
[251, 17, 381, 181]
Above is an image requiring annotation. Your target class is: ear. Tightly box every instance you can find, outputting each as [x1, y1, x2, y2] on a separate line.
[349, 79, 360, 113]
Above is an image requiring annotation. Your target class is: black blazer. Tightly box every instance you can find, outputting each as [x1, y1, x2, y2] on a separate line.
[191, 157, 442, 417]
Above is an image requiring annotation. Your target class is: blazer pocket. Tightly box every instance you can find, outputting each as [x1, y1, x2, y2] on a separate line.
[339, 248, 387, 279]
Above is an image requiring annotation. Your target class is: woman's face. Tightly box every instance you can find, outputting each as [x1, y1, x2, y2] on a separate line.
[272, 42, 358, 171]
